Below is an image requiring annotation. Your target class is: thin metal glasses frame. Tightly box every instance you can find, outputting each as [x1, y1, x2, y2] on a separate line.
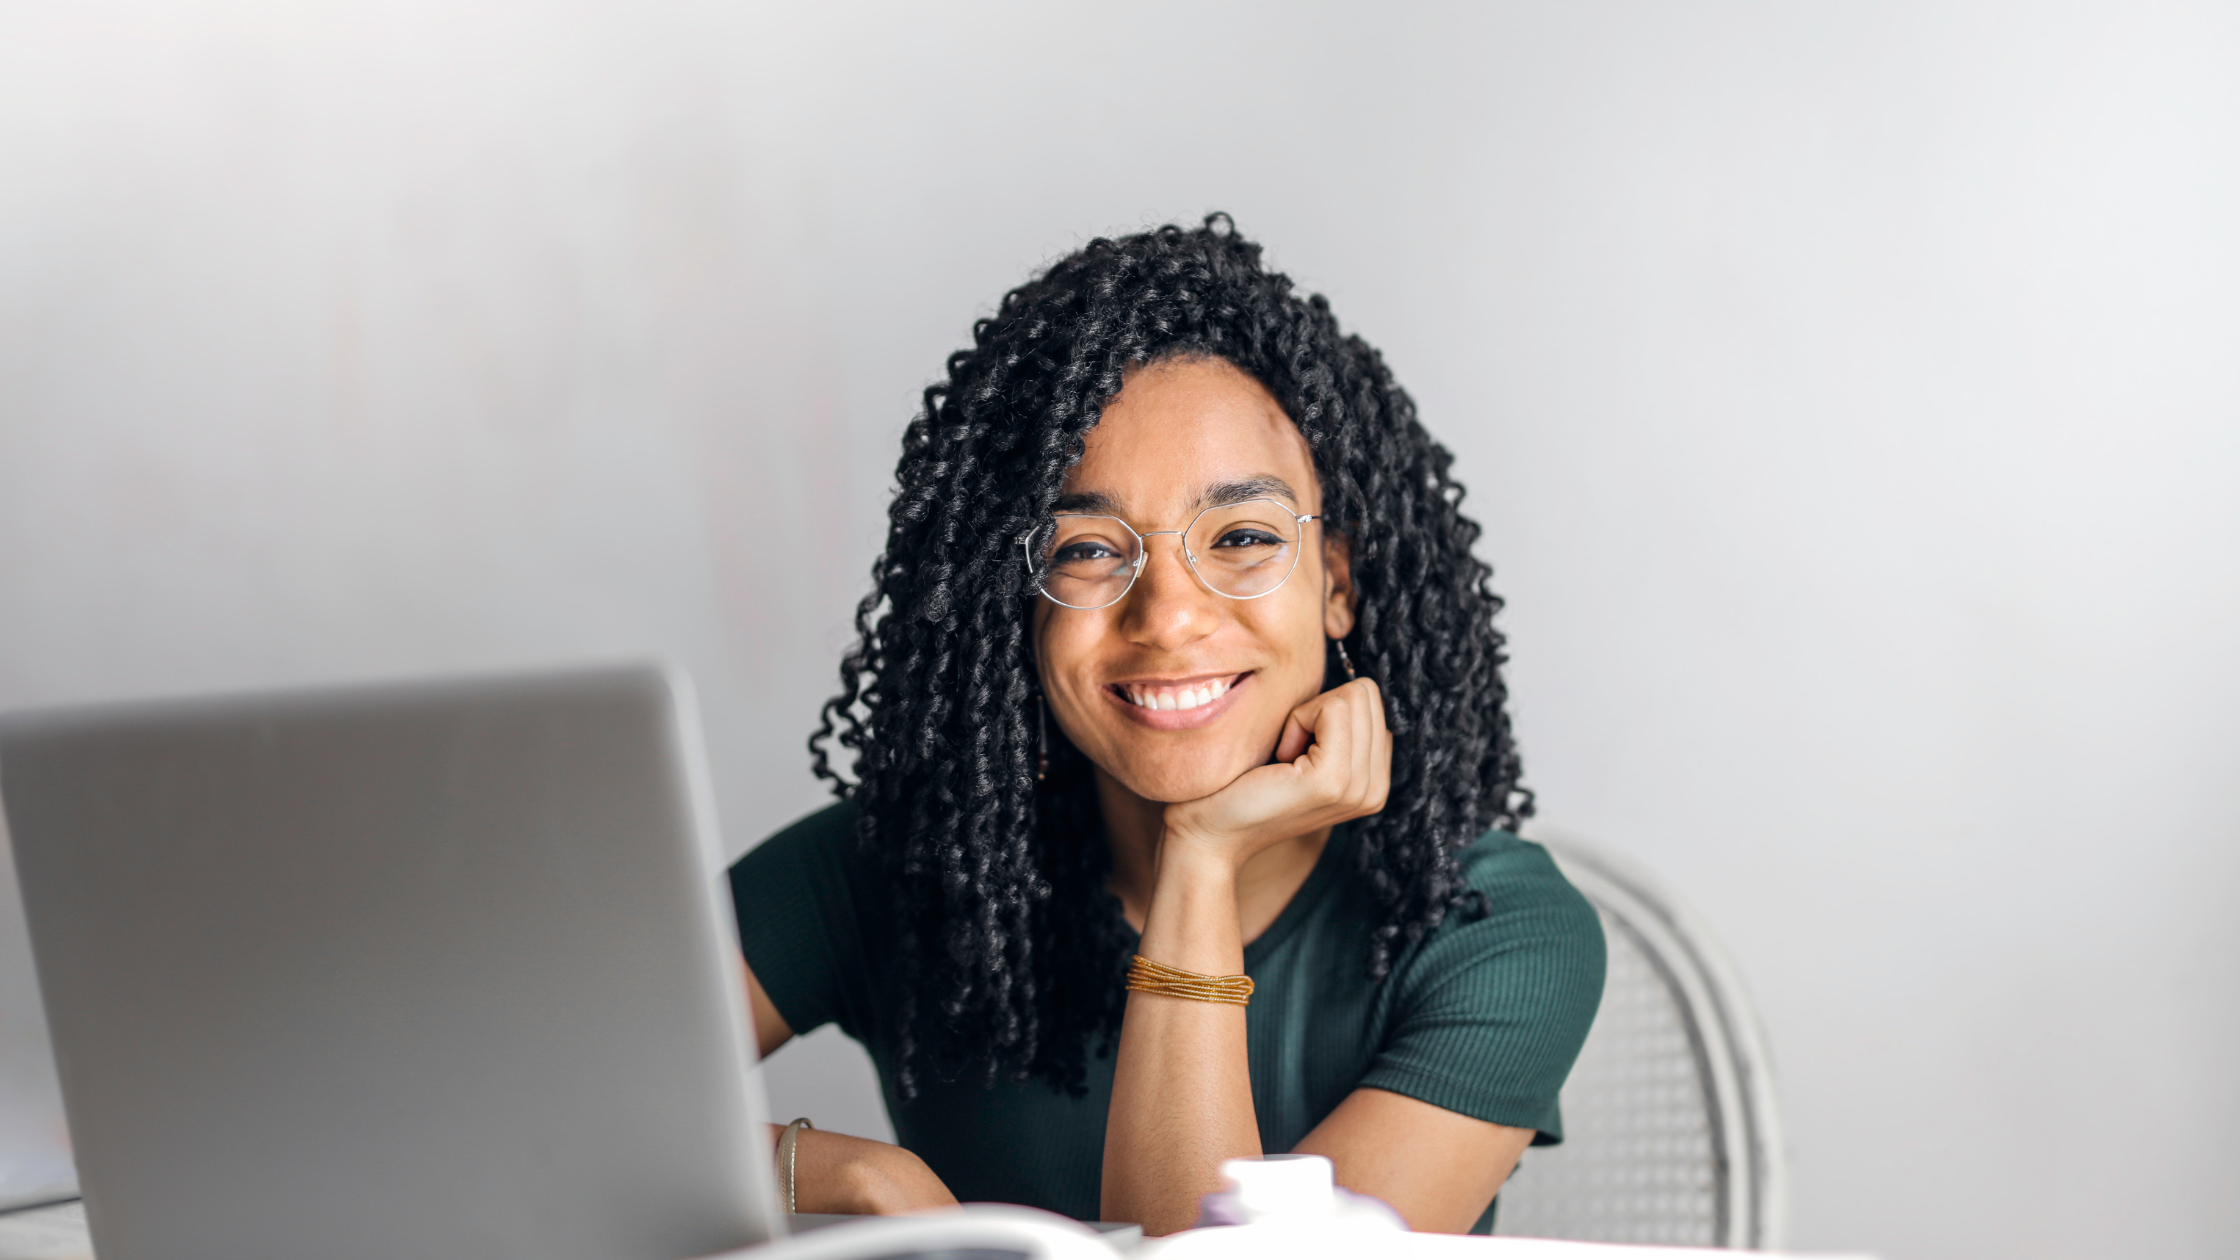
[1020, 497, 1323, 611]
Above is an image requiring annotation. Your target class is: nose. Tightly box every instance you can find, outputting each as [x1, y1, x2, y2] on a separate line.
[1116, 532, 1220, 651]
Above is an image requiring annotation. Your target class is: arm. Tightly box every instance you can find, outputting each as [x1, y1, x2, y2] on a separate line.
[1292, 1088, 1534, 1233]
[745, 962, 957, 1215]
[1100, 679, 1391, 1235]
[1304, 836, 1606, 1232]
[1098, 832, 1260, 1234]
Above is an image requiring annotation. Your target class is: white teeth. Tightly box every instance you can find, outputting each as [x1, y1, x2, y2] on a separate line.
[1123, 678, 1233, 711]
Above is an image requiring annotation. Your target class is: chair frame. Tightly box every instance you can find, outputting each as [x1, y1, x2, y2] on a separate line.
[1524, 826, 1790, 1250]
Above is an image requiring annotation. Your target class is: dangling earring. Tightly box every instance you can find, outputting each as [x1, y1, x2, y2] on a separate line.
[1036, 693, 1050, 783]
[1332, 637, 1357, 682]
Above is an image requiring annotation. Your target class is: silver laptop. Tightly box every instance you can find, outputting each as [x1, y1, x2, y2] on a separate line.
[0, 664, 781, 1260]
[0, 809, 76, 1213]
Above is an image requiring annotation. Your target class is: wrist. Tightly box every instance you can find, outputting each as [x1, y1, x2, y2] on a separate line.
[1141, 837, 1245, 975]
[792, 1130, 956, 1215]
[1156, 823, 1246, 885]
[837, 1138, 949, 1210]
[843, 1145, 954, 1214]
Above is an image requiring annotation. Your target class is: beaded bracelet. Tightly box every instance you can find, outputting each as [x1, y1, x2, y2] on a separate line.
[1125, 954, 1255, 1005]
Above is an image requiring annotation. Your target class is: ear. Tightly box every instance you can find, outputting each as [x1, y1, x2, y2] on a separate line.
[1321, 531, 1357, 641]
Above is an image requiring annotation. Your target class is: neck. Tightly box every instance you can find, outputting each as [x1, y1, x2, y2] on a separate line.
[1094, 768, 1331, 943]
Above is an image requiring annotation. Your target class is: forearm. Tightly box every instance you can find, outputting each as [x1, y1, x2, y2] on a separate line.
[1100, 842, 1262, 1235]
[779, 1126, 957, 1215]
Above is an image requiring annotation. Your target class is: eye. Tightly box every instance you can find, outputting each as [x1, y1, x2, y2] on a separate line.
[1053, 540, 1123, 564]
[1211, 528, 1285, 550]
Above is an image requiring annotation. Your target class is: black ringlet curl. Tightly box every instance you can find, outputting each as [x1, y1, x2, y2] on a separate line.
[808, 214, 1531, 1099]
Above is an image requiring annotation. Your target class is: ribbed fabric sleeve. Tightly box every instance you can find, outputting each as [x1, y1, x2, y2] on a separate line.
[1357, 834, 1607, 1144]
[726, 803, 870, 1042]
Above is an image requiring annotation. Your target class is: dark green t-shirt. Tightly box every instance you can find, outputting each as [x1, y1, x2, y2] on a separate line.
[728, 802, 1604, 1233]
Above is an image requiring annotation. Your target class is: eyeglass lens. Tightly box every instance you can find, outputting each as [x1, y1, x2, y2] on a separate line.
[1030, 498, 1304, 609]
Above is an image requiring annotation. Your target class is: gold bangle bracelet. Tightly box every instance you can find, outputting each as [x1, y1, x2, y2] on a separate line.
[1125, 954, 1254, 1005]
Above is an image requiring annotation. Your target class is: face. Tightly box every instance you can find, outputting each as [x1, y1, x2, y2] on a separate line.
[1031, 356, 1355, 804]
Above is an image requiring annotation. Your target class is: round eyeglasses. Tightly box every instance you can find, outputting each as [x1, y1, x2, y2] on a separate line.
[1021, 497, 1323, 611]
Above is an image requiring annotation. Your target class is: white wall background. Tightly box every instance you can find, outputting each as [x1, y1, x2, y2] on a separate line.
[3, 3, 2236, 1256]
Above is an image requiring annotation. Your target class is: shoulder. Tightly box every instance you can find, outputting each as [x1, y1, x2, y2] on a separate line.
[739, 797, 859, 859]
[727, 798, 877, 939]
[726, 798, 881, 1038]
[1396, 828, 1607, 1007]
[731, 798, 863, 883]
[1455, 829, 1600, 929]
[1353, 827, 1607, 1143]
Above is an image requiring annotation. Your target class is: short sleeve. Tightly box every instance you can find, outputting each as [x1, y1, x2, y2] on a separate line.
[726, 801, 874, 1041]
[1357, 833, 1606, 1145]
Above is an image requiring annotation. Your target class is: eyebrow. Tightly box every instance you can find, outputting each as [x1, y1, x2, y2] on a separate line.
[1052, 489, 1123, 514]
[1052, 476, 1301, 519]
[1199, 477, 1299, 510]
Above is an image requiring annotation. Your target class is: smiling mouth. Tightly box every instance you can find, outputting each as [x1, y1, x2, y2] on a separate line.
[1110, 673, 1247, 713]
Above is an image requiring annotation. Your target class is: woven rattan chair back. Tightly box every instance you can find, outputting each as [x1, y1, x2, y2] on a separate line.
[1492, 830, 1786, 1249]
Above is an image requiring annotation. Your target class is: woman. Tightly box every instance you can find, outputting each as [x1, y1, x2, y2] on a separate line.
[728, 215, 1604, 1236]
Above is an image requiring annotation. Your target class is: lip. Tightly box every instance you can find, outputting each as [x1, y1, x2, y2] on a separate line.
[1102, 671, 1252, 732]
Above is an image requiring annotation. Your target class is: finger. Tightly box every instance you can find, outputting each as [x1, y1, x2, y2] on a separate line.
[1278, 688, 1340, 767]
[1314, 680, 1361, 802]
[1286, 684, 1382, 809]
[1367, 704, 1392, 813]
[1307, 690, 1356, 790]
[1327, 681, 1357, 791]
[1350, 681, 1375, 809]
[1286, 686, 1337, 735]
[1359, 677, 1387, 738]
[1358, 678, 1388, 806]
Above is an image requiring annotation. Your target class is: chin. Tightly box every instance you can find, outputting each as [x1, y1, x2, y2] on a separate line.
[1108, 751, 1261, 804]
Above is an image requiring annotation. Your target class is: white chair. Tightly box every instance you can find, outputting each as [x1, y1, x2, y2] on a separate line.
[1494, 829, 1787, 1249]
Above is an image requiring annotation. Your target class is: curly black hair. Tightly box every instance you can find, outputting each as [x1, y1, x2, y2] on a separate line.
[809, 214, 1529, 1099]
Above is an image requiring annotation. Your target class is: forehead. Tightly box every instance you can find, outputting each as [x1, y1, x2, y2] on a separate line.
[1062, 357, 1317, 516]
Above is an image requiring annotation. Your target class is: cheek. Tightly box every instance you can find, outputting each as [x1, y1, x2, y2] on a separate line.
[1242, 590, 1332, 695]
[1032, 615, 1110, 730]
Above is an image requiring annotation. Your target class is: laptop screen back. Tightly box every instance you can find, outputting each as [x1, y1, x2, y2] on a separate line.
[0, 665, 778, 1260]
[0, 810, 76, 1212]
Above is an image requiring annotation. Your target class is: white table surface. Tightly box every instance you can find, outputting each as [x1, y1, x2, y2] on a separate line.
[0, 1198, 1874, 1260]
[0, 1201, 88, 1260]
